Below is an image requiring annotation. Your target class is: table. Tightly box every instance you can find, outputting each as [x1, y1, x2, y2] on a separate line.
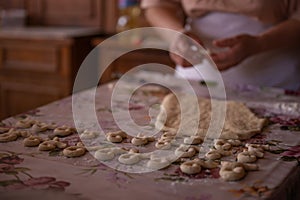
[0, 71, 299, 200]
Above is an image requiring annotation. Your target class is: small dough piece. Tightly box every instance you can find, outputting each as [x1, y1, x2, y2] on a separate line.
[16, 118, 36, 129]
[180, 160, 202, 175]
[175, 145, 198, 158]
[15, 130, 31, 138]
[0, 129, 18, 142]
[198, 159, 219, 169]
[214, 139, 232, 151]
[246, 143, 269, 158]
[31, 122, 55, 133]
[80, 130, 100, 139]
[205, 148, 231, 160]
[131, 137, 148, 146]
[246, 143, 269, 151]
[38, 140, 57, 151]
[0, 127, 10, 134]
[227, 139, 242, 146]
[23, 135, 43, 147]
[147, 157, 171, 170]
[205, 150, 222, 160]
[106, 131, 127, 143]
[131, 133, 155, 146]
[237, 151, 257, 163]
[54, 126, 76, 137]
[63, 146, 86, 157]
[184, 135, 203, 145]
[219, 161, 246, 181]
[56, 141, 68, 149]
[219, 161, 258, 181]
[95, 148, 115, 161]
[155, 140, 172, 150]
[161, 132, 176, 140]
[118, 153, 140, 165]
[51, 137, 67, 149]
[94, 147, 127, 161]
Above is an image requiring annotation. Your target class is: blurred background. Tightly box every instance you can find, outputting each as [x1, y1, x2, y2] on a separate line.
[0, 0, 174, 120]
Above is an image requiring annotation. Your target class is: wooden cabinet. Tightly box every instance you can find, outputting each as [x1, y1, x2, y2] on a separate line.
[0, 0, 119, 33]
[0, 27, 101, 119]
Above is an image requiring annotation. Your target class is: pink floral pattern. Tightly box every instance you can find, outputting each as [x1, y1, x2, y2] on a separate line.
[0, 152, 70, 191]
[280, 145, 300, 163]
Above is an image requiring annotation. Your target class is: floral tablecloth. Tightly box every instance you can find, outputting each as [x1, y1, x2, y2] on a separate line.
[0, 71, 300, 200]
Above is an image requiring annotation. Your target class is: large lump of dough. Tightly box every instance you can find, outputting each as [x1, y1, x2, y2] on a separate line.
[155, 93, 267, 140]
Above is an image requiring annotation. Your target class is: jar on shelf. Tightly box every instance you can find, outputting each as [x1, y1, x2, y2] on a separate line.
[116, 0, 141, 32]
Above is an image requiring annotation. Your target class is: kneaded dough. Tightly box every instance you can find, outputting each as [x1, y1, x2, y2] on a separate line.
[155, 93, 267, 140]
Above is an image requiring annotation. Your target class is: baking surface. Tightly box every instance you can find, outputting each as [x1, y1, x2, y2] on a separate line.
[0, 71, 299, 200]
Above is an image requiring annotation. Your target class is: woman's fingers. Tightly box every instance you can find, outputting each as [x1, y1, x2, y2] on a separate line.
[213, 37, 238, 48]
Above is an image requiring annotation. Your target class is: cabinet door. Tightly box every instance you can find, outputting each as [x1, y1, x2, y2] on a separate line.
[0, 81, 61, 119]
[1, 0, 119, 32]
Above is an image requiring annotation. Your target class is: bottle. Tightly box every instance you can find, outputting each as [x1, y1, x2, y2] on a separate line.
[116, 0, 141, 33]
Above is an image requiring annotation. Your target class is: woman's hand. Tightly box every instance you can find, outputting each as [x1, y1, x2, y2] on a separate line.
[169, 31, 204, 67]
[210, 34, 261, 71]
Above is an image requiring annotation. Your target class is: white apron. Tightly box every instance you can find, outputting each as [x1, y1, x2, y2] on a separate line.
[175, 12, 300, 90]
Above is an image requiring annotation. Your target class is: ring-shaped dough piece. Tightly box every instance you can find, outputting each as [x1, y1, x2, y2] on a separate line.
[214, 139, 232, 151]
[0, 127, 10, 134]
[161, 132, 176, 140]
[155, 140, 172, 150]
[159, 137, 174, 143]
[16, 119, 36, 129]
[227, 139, 242, 147]
[107, 134, 123, 143]
[111, 147, 127, 155]
[184, 136, 203, 145]
[198, 160, 219, 169]
[106, 131, 127, 143]
[205, 150, 222, 160]
[54, 126, 75, 137]
[23, 135, 43, 147]
[38, 140, 57, 151]
[0, 130, 18, 142]
[80, 130, 100, 139]
[237, 151, 257, 163]
[31, 122, 50, 133]
[246, 144, 266, 158]
[15, 130, 31, 138]
[118, 153, 140, 165]
[175, 145, 198, 158]
[147, 158, 171, 170]
[246, 143, 269, 151]
[63, 146, 86, 157]
[131, 137, 148, 146]
[94, 148, 115, 161]
[248, 149, 264, 158]
[56, 141, 68, 149]
[219, 162, 246, 181]
[180, 161, 202, 174]
[217, 149, 232, 157]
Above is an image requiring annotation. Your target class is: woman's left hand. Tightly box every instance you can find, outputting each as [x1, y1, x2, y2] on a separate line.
[210, 34, 261, 71]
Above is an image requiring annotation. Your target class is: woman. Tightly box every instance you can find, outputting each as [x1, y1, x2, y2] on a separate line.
[141, 0, 300, 90]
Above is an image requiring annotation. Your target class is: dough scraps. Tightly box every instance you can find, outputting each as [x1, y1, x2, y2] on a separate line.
[155, 93, 267, 140]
